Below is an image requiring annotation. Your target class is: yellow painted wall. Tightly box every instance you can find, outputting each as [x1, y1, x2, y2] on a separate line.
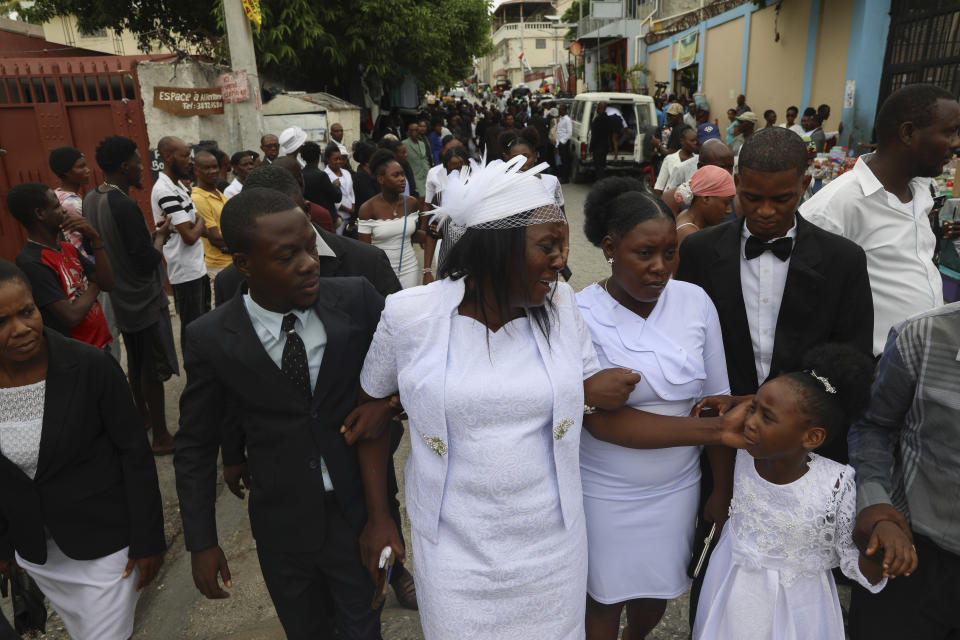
[701, 16, 744, 121]
[745, 0, 810, 122]
[809, 0, 854, 119]
[647, 47, 670, 91]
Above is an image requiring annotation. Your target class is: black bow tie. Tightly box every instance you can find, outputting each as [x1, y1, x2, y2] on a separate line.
[744, 236, 793, 261]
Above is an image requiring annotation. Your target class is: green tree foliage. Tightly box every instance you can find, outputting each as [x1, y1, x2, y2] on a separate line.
[18, 0, 492, 91]
[560, 0, 580, 41]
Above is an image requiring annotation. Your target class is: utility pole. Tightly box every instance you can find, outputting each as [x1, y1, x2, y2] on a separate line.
[222, 0, 264, 153]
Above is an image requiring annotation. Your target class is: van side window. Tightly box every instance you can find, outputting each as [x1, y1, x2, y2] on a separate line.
[636, 105, 650, 127]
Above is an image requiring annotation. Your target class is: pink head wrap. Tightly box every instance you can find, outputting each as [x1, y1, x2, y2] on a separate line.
[690, 165, 736, 197]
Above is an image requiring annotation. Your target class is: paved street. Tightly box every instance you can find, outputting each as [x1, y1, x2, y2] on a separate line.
[3, 182, 692, 639]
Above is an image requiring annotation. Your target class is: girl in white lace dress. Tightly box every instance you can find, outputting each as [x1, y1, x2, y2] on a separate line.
[694, 345, 917, 640]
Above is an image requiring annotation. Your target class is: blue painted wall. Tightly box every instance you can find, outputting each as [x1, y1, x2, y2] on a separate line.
[800, 0, 822, 112]
[842, 0, 892, 147]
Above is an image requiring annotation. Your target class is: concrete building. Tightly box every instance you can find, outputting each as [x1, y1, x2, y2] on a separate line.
[573, 0, 958, 151]
[38, 15, 146, 56]
[477, 0, 570, 90]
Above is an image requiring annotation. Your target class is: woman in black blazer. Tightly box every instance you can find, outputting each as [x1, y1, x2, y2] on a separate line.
[0, 259, 165, 639]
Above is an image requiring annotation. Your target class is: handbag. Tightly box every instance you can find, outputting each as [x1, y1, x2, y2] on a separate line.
[0, 571, 46, 635]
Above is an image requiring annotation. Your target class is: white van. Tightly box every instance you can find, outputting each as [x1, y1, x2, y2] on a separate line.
[567, 92, 658, 182]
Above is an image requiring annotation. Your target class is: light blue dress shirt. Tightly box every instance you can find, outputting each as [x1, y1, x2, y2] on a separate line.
[243, 294, 334, 491]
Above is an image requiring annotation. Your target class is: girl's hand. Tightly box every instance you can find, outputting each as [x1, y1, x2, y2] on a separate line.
[703, 488, 732, 530]
[865, 520, 918, 579]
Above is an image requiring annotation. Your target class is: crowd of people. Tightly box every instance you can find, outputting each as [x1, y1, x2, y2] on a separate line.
[0, 81, 957, 640]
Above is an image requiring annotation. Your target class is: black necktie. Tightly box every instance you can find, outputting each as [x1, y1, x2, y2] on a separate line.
[281, 314, 311, 398]
[744, 236, 793, 261]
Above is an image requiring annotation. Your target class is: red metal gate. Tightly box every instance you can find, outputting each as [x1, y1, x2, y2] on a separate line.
[0, 55, 157, 262]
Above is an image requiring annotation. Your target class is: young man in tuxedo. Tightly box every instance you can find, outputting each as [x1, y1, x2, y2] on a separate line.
[677, 126, 873, 430]
[676, 126, 873, 627]
[174, 188, 402, 639]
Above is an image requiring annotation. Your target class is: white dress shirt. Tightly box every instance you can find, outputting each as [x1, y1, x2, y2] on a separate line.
[740, 219, 798, 384]
[242, 294, 333, 490]
[799, 153, 943, 354]
[556, 114, 572, 145]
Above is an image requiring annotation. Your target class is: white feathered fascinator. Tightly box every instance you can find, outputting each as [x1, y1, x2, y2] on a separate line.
[430, 154, 566, 237]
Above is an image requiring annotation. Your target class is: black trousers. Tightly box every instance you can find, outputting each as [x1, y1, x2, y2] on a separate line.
[849, 533, 960, 639]
[257, 494, 381, 640]
[593, 149, 608, 180]
[172, 274, 211, 345]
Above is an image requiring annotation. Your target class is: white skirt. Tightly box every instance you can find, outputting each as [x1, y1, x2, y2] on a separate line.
[16, 539, 139, 640]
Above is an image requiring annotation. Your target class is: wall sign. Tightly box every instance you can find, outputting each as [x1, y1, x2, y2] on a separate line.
[153, 87, 224, 116]
[216, 71, 251, 104]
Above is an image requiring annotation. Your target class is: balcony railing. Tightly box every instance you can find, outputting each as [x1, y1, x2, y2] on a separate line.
[492, 21, 561, 44]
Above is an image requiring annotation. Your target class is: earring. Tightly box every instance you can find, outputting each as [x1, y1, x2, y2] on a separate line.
[607, 257, 614, 264]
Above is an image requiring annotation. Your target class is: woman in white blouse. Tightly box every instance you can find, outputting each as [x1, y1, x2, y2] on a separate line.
[576, 177, 742, 639]
[0, 259, 165, 640]
[355, 157, 637, 639]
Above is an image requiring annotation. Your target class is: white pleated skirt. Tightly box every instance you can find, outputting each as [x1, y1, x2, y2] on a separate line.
[16, 539, 139, 640]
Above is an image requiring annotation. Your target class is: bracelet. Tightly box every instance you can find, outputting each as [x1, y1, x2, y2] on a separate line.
[583, 404, 598, 415]
[422, 268, 433, 273]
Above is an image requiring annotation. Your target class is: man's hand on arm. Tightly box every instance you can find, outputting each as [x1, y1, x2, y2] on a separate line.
[341, 391, 402, 445]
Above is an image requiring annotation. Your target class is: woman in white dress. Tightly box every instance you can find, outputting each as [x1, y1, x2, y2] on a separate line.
[354, 156, 639, 639]
[694, 345, 914, 639]
[577, 177, 740, 639]
[0, 259, 165, 640]
[323, 143, 355, 235]
[357, 150, 423, 289]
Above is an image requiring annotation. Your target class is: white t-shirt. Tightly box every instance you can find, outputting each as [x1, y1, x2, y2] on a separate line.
[151, 172, 206, 285]
[223, 179, 243, 200]
[780, 123, 806, 136]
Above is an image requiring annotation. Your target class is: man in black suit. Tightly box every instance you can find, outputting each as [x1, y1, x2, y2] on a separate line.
[676, 127, 873, 628]
[213, 165, 418, 611]
[213, 165, 399, 307]
[174, 188, 403, 639]
[677, 126, 873, 434]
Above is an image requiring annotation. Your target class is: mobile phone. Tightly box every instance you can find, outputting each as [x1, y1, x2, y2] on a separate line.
[370, 546, 394, 610]
[698, 407, 719, 417]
